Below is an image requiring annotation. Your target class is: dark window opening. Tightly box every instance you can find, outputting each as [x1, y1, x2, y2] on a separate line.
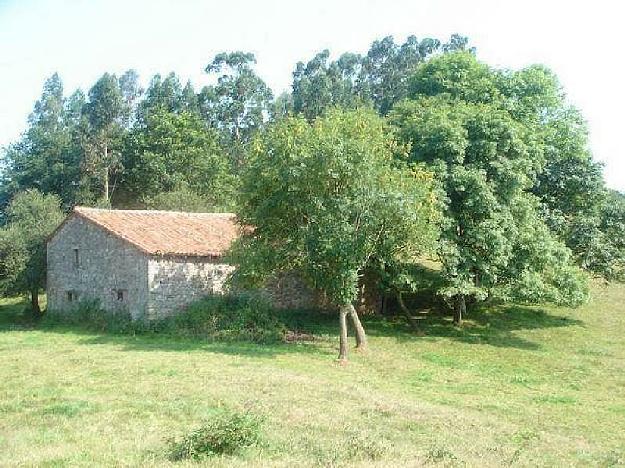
[116, 289, 127, 301]
[73, 248, 80, 268]
[66, 291, 78, 302]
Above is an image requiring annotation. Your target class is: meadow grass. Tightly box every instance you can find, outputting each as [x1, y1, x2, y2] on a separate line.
[0, 281, 624, 466]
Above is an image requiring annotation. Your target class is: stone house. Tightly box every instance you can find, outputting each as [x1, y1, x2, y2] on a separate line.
[46, 207, 322, 320]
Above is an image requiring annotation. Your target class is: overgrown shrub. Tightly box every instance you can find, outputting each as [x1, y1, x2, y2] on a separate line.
[43, 293, 286, 343]
[167, 410, 262, 460]
[157, 293, 286, 342]
[43, 299, 135, 333]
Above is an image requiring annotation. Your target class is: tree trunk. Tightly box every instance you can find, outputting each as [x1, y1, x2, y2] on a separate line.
[31, 289, 42, 320]
[398, 291, 420, 332]
[103, 144, 109, 202]
[338, 305, 349, 362]
[348, 303, 367, 350]
[453, 294, 466, 326]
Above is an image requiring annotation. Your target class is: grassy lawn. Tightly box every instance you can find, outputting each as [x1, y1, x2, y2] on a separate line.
[1, 282, 624, 467]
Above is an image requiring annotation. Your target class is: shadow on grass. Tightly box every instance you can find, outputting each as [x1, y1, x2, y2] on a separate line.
[381, 302, 585, 350]
[0, 298, 38, 332]
[0, 296, 584, 355]
[75, 332, 332, 358]
[0, 298, 334, 358]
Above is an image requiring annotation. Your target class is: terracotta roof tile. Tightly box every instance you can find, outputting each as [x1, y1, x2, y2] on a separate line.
[71, 207, 240, 257]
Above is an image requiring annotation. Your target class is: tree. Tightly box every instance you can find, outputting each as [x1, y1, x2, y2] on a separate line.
[289, 34, 471, 120]
[121, 109, 236, 210]
[0, 74, 84, 210]
[592, 190, 625, 281]
[0, 190, 64, 318]
[119, 69, 143, 127]
[137, 72, 188, 120]
[142, 182, 222, 213]
[231, 108, 439, 361]
[291, 50, 365, 121]
[358, 35, 444, 115]
[83, 73, 125, 203]
[391, 52, 589, 324]
[199, 52, 273, 166]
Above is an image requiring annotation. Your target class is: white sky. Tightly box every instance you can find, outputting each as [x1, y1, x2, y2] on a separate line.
[0, 0, 623, 190]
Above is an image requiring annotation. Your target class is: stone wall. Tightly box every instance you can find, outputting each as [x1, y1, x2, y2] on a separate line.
[262, 272, 330, 310]
[146, 256, 234, 319]
[47, 216, 149, 319]
[47, 216, 328, 321]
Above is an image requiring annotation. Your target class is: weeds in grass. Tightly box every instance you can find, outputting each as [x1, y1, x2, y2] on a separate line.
[426, 444, 458, 463]
[167, 410, 262, 460]
[602, 449, 624, 466]
[345, 432, 391, 461]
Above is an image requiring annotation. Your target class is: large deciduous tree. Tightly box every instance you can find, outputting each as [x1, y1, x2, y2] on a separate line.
[231, 108, 439, 361]
[0, 190, 64, 318]
[391, 52, 589, 323]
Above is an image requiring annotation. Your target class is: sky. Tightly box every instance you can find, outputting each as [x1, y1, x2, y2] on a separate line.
[0, 0, 623, 190]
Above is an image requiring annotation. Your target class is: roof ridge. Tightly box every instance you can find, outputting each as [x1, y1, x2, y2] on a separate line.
[74, 206, 236, 216]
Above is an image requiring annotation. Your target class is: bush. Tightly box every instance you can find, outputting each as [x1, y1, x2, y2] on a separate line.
[167, 410, 262, 460]
[43, 299, 135, 334]
[157, 293, 286, 343]
[43, 293, 286, 343]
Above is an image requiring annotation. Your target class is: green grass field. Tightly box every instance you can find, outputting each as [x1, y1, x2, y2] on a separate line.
[1, 282, 624, 467]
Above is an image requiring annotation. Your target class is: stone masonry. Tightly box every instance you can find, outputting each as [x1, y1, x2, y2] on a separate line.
[47, 207, 325, 319]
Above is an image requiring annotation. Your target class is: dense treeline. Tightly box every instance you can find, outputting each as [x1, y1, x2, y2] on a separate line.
[1, 33, 624, 356]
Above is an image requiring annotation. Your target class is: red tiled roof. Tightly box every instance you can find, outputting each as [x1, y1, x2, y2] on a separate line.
[69, 207, 240, 257]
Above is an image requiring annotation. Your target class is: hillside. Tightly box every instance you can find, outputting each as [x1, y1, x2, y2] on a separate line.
[0, 282, 624, 466]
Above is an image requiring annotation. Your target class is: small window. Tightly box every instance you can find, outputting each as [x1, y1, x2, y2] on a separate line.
[73, 248, 80, 268]
[66, 291, 78, 302]
[116, 289, 128, 301]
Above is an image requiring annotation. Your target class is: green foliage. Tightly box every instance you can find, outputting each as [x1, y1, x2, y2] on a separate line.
[232, 108, 440, 306]
[292, 50, 367, 121]
[167, 410, 262, 460]
[391, 52, 589, 309]
[141, 183, 221, 213]
[44, 293, 285, 343]
[43, 299, 135, 333]
[121, 109, 236, 209]
[290, 34, 472, 120]
[409, 50, 498, 103]
[200, 52, 273, 151]
[594, 190, 625, 280]
[156, 293, 285, 343]
[0, 74, 87, 209]
[0, 190, 64, 315]
[81, 72, 126, 202]
[137, 72, 195, 120]
[84, 73, 125, 133]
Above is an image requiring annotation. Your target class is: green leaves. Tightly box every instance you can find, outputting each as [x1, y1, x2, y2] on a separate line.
[0, 190, 64, 298]
[231, 108, 439, 306]
[392, 52, 589, 308]
[200, 52, 273, 150]
[122, 109, 236, 210]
